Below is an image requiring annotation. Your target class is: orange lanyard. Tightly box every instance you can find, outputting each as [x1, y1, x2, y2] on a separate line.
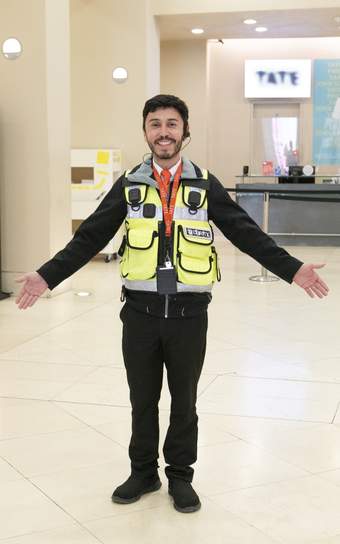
[153, 162, 182, 237]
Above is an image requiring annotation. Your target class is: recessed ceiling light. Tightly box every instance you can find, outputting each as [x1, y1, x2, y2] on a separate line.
[255, 26, 268, 32]
[191, 28, 204, 34]
[75, 291, 92, 297]
[243, 19, 257, 25]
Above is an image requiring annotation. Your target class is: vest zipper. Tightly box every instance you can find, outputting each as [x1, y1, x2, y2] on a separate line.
[165, 294, 169, 318]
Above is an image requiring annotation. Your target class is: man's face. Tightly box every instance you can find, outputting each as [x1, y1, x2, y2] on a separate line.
[144, 107, 185, 162]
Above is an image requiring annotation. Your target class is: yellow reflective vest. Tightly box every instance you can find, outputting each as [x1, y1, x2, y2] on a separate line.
[119, 159, 221, 293]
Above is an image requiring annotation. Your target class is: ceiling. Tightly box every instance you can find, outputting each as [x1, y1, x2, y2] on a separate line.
[157, 8, 340, 41]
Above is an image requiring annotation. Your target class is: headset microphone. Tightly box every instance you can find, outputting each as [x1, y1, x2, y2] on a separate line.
[181, 135, 192, 151]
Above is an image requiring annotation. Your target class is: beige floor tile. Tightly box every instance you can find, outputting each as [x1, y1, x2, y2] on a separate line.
[198, 374, 340, 422]
[203, 347, 305, 378]
[252, 340, 340, 364]
[0, 293, 114, 353]
[307, 537, 340, 544]
[0, 427, 126, 477]
[0, 337, 94, 365]
[232, 421, 340, 473]
[84, 497, 278, 544]
[0, 360, 95, 383]
[198, 413, 340, 473]
[13, 304, 124, 366]
[331, 405, 340, 425]
[0, 457, 23, 483]
[195, 440, 307, 495]
[32, 461, 164, 523]
[0, 479, 75, 540]
[210, 475, 340, 544]
[0, 526, 102, 544]
[0, 398, 88, 440]
[317, 468, 340, 487]
[54, 401, 132, 427]
[0, 377, 73, 401]
[52, 370, 131, 406]
[45, 332, 122, 366]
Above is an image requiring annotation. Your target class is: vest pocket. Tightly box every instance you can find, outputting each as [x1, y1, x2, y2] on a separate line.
[176, 224, 218, 285]
[120, 226, 158, 280]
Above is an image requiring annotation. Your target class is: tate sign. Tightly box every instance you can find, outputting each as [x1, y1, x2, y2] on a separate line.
[245, 59, 312, 98]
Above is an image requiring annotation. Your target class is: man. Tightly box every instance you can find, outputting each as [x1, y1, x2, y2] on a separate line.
[16, 94, 329, 514]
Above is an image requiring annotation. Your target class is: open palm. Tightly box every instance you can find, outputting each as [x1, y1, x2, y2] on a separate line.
[293, 263, 329, 299]
[15, 272, 48, 310]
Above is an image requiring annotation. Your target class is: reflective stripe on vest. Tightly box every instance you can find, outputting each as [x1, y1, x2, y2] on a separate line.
[173, 207, 207, 221]
[127, 206, 163, 220]
[122, 278, 213, 293]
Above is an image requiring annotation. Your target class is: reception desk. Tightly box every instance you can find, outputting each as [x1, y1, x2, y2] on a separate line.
[235, 183, 340, 246]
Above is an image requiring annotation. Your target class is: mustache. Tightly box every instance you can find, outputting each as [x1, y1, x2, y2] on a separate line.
[155, 138, 176, 144]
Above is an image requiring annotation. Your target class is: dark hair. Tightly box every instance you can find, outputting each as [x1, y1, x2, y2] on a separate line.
[142, 94, 190, 138]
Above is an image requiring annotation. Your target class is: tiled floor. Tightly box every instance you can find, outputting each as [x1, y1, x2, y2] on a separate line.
[1, 236, 340, 543]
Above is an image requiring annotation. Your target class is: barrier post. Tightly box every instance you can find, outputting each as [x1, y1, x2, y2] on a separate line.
[249, 191, 279, 283]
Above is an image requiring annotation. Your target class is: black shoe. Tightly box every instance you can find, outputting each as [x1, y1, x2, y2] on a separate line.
[111, 474, 161, 504]
[168, 479, 201, 513]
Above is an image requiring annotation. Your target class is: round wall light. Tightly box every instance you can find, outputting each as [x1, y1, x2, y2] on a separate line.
[112, 66, 128, 84]
[2, 37, 23, 60]
[191, 28, 204, 35]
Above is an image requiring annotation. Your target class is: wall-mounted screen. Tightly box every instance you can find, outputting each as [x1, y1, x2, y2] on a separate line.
[245, 59, 312, 98]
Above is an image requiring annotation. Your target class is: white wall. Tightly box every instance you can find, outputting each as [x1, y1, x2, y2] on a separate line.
[70, 0, 160, 170]
[161, 40, 208, 167]
[0, 0, 71, 294]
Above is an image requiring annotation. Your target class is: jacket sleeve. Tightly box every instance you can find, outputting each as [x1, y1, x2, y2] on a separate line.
[208, 174, 303, 283]
[37, 176, 127, 290]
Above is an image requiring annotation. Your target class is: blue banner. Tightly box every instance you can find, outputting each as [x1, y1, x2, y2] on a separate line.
[313, 59, 340, 165]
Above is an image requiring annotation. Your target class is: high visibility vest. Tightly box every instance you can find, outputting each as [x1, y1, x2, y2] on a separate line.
[118, 167, 221, 293]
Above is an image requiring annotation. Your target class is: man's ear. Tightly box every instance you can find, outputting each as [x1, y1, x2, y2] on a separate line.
[184, 125, 190, 139]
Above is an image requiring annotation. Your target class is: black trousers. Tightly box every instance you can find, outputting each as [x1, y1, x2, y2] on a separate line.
[120, 303, 207, 482]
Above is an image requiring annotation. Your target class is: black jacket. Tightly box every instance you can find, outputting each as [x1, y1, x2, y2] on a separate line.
[37, 161, 303, 318]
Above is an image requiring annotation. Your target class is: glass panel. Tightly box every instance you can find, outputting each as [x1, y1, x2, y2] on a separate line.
[252, 103, 299, 175]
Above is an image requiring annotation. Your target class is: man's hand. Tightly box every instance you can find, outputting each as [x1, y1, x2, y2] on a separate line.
[293, 263, 329, 299]
[15, 272, 48, 310]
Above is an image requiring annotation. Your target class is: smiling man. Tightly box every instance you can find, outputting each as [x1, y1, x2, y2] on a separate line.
[144, 105, 186, 164]
[16, 94, 329, 514]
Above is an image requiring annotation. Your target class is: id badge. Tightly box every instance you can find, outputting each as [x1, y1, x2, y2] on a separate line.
[156, 264, 177, 295]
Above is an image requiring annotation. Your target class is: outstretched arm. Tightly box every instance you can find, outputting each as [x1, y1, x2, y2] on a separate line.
[208, 175, 330, 297]
[15, 176, 127, 310]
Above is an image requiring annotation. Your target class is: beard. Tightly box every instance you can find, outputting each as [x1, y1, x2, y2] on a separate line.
[146, 137, 183, 161]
